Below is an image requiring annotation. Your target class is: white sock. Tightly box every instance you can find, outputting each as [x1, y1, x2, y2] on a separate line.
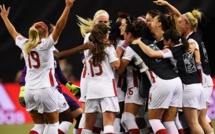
[30, 124, 46, 134]
[121, 112, 138, 130]
[103, 125, 114, 133]
[43, 122, 59, 134]
[81, 129, 93, 134]
[59, 121, 72, 133]
[149, 119, 165, 133]
[113, 118, 121, 133]
[163, 121, 179, 134]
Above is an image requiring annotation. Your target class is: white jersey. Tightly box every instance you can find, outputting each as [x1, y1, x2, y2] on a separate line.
[16, 35, 57, 89]
[85, 45, 119, 99]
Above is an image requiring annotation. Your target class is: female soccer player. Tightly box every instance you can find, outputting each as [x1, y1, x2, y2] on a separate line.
[0, 0, 74, 133]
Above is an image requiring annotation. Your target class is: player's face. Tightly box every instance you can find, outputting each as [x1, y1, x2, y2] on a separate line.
[94, 16, 109, 26]
[178, 16, 189, 35]
[145, 13, 154, 28]
[150, 16, 159, 34]
[120, 19, 127, 36]
[123, 32, 132, 44]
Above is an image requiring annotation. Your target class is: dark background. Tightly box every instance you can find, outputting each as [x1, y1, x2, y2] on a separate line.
[0, 0, 215, 82]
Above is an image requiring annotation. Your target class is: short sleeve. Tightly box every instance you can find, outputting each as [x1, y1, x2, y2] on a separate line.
[107, 45, 119, 63]
[160, 49, 173, 58]
[122, 46, 134, 61]
[15, 36, 28, 49]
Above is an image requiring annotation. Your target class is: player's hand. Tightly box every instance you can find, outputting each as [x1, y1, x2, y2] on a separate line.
[153, 0, 168, 6]
[65, 81, 81, 98]
[83, 42, 94, 50]
[0, 4, 11, 19]
[132, 38, 141, 45]
[19, 86, 26, 107]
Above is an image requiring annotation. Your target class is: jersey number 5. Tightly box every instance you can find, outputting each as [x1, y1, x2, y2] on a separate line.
[28, 51, 40, 69]
[89, 60, 103, 77]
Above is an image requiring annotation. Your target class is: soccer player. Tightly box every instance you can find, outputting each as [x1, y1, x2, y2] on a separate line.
[0, 0, 74, 133]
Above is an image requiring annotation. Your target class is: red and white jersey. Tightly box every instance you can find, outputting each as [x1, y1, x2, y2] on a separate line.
[16, 35, 57, 89]
[85, 45, 119, 99]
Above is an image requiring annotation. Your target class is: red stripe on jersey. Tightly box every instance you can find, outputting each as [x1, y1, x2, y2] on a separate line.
[132, 70, 138, 87]
[117, 75, 123, 88]
[82, 66, 87, 78]
[49, 68, 54, 87]
[112, 79, 118, 96]
[148, 69, 156, 83]
[197, 69, 203, 84]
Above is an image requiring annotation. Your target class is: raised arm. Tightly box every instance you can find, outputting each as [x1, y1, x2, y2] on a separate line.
[52, 0, 75, 42]
[153, 0, 181, 17]
[0, 4, 20, 40]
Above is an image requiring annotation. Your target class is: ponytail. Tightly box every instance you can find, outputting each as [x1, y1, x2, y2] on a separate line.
[24, 27, 40, 53]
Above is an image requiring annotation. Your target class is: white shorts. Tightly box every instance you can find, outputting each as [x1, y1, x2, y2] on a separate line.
[25, 87, 59, 113]
[202, 86, 213, 103]
[117, 87, 125, 102]
[182, 83, 206, 110]
[85, 96, 120, 113]
[57, 92, 69, 113]
[125, 87, 144, 105]
[148, 77, 183, 109]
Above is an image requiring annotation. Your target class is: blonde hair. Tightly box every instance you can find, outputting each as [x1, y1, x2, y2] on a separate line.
[184, 9, 202, 31]
[24, 26, 40, 53]
[77, 9, 109, 38]
[76, 15, 94, 38]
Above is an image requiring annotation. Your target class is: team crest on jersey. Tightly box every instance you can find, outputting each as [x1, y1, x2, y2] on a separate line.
[17, 36, 26, 40]
[161, 49, 169, 53]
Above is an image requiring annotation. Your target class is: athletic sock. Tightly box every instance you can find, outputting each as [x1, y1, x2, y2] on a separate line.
[149, 119, 167, 134]
[58, 121, 72, 134]
[163, 121, 178, 134]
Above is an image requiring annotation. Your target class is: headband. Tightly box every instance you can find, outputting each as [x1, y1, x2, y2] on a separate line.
[182, 14, 190, 24]
[138, 16, 146, 22]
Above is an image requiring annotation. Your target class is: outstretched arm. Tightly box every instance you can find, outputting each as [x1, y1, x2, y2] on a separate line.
[0, 4, 20, 40]
[153, 0, 181, 17]
[54, 42, 94, 60]
[52, 0, 75, 42]
[133, 39, 163, 58]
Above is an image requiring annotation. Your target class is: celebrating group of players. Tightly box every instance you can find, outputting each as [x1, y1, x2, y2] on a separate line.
[0, 0, 214, 134]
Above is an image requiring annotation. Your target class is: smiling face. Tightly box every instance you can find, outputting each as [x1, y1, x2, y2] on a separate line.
[145, 13, 154, 28]
[150, 15, 160, 34]
[94, 15, 109, 25]
[119, 19, 127, 36]
[178, 16, 189, 35]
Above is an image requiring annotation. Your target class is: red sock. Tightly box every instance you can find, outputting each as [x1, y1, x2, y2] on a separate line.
[156, 129, 168, 134]
[209, 122, 214, 128]
[58, 129, 65, 134]
[78, 128, 83, 134]
[128, 129, 140, 134]
[184, 128, 190, 134]
[178, 129, 184, 134]
[104, 133, 113, 134]
[29, 130, 38, 134]
[92, 127, 102, 134]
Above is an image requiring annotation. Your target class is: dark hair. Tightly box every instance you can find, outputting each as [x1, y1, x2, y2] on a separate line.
[89, 23, 109, 65]
[125, 16, 136, 25]
[109, 21, 124, 46]
[156, 14, 179, 32]
[163, 29, 189, 51]
[125, 19, 147, 38]
[147, 9, 162, 18]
